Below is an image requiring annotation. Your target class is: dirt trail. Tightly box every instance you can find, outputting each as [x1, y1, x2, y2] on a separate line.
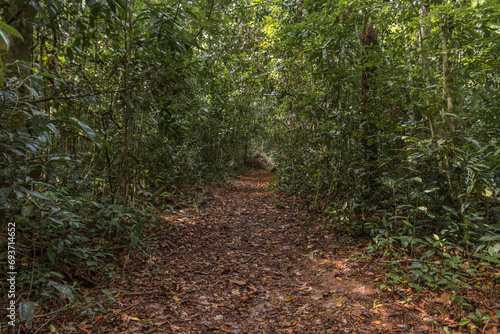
[82, 170, 424, 333]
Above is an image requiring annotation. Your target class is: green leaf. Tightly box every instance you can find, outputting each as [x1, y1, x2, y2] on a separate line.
[22, 189, 51, 201]
[442, 205, 458, 216]
[47, 123, 61, 137]
[47, 156, 71, 163]
[411, 262, 422, 269]
[488, 243, 500, 256]
[0, 20, 24, 42]
[70, 117, 97, 142]
[97, 138, 111, 150]
[480, 235, 500, 242]
[66, 47, 74, 61]
[37, 71, 57, 79]
[47, 248, 57, 265]
[482, 186, 493, 198]
[0, 55, 3, 85]
[473, 253, 500, 264]
[0, 187, 11, 203]
[50, 271, 64, 278]
[0, 28, 9, 49]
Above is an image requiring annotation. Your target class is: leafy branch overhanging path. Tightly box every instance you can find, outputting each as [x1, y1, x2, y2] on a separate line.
[81, 170, 430, 333]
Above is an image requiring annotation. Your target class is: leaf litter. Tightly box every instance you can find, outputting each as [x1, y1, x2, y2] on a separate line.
[39, 170, 499, 333]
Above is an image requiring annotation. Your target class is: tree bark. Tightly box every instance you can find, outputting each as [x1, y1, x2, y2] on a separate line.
[440, 19, 465, 227]
[418, 2, 429, 126]
[439, 25, 454, 136]
[361, 17, 378, 165]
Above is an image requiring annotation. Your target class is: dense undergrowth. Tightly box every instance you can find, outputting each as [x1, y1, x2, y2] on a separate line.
[264, 0, 500, 298]
[0, 0, 260, 325]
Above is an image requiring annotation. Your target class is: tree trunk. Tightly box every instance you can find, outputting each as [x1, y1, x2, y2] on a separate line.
[361, 17, 378, 167]
[418, 2, 430, 127]
[439, 26, 454, 136]
[440, 19, 465, 228]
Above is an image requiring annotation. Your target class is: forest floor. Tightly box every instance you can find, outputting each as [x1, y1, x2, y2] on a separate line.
[47, 170, 499, 334]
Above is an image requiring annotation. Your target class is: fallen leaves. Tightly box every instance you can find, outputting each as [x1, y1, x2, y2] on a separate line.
[435, 293, 451, 305]
[36, 170, 500, 333]
[229, 278, 247, 286]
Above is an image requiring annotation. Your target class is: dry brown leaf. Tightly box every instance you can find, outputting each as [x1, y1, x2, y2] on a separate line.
[281, 320, 296, 328]
[229, 278, 247, 286]
[486, 325, 498, 334]
[121, 313, 131, 327]
[297, 282, 309, 291]
[435, 293, 451, 305]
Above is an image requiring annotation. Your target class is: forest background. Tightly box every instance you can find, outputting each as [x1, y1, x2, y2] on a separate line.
[0, 0, 499, 329]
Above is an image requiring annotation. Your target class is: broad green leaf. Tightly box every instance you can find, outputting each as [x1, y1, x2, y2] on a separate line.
[411, 262, 422, 269]
[70, 117, 97, 142]
[0, 28, 9, 49]
[0, 187, 11, 203]
[482, 186, 493, 197]
[458, 319, 470, 326]
[47, 123, 61, 137]
[442, 206, 458, 215]
[0, 55, 3, 85]
[47, 156, 71, 163]
[0, 20, 24, 42]
[36, 71, 57, 79]
[50, 271, 64, 278]
[488, 243, 500, 255]
[47, 248, 56, 264]
[480, 235, 500, 242]
[473, 253, 500, 264]
[22, 189, 51, 201]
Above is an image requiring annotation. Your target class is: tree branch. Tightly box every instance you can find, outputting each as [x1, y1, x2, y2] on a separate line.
[195, 0, 214, 38]
[169, 1, 182, 35]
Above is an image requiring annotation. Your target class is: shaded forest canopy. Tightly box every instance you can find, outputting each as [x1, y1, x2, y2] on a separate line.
[0, 0, 499, 329]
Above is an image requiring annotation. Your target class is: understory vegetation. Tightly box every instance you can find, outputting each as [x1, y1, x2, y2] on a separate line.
[0, 0, 499, 330]
[264, 0, 500, 294]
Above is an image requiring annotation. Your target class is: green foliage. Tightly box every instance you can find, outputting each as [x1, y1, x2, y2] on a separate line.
[265, 0, 500, 292]
[1, 0, 498, 318]
[1, 0, 265, 309]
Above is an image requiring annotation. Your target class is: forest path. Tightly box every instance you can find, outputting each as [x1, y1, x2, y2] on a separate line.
[90, 170, 423, 333]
